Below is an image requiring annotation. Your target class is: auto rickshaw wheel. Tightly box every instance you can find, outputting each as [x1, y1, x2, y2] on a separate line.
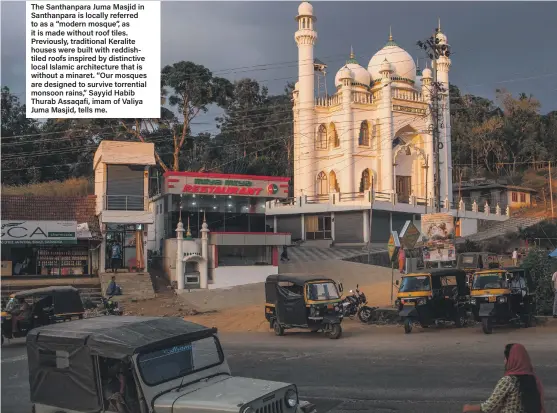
[327, 323, 342, 339]
[404, 318, 413, 334]
[455, 312, 466, 328]
[273, 320, 284, 336]
[481, 318, 493, 334]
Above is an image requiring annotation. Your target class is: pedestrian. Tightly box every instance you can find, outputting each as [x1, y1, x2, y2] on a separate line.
[106, 275, 122, 296]
[111, 241, 122, 273]
[398, 248, 406, 274]
[551, 271, 557, 318]
[512, 248, 519, 267]
[462, 343, 545, 413]
[280, 245, 290, 262]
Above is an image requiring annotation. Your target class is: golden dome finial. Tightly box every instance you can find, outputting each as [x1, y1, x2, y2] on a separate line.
[389, 26, 393, 41]
[350, 45, 354, 59]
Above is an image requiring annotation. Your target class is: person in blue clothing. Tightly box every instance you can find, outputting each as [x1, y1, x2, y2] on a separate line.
[111, 241, 122, 273]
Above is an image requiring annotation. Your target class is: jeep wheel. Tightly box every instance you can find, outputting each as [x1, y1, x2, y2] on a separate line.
[273, 320, 284, 336]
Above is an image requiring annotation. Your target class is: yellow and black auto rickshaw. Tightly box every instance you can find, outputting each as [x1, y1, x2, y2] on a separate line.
[457, 252, 500, 283]
[1, 286, 84, 344]
[395, 268, 470, 334]
[469, 267, 535, 334]
[264, 274, 344, 339]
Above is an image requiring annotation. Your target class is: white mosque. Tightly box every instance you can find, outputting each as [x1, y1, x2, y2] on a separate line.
[265, 1, 509, 245]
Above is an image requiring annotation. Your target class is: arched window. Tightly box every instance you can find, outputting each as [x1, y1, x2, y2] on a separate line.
[316, 171, 328, 195]
[316, 124, 327, 149]
[359, 121, 369, 146]
[329, 170, 340, 193]
[359, 169, 372, 193]
[329, 123, 339, 148]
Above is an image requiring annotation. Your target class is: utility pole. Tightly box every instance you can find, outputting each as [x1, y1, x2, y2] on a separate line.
[367, 177, 374, 264]
[549, 161, 555, 218]
[417, 26, 451, 213]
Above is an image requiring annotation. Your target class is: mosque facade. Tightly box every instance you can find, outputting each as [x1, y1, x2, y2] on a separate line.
[265, 2, 509, 244]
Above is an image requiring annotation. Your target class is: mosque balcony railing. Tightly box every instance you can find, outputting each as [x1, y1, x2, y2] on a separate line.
[392, 88, 424, 103]
[265, 191, 512, 220]
[352, 92, 374, 105]
[315, 92, 342, 108]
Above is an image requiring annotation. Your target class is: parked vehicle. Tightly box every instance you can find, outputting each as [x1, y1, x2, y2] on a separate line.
[395, 268, 470, 334]
[100, 296, 123, 316]
[457, 252, 500, 284]
[341, 285, 377, 323]
[470, 267, 535, 334]
[265, 274, 344, 339]
[26, 316, 318, 413]
[1, 286, 84, 344]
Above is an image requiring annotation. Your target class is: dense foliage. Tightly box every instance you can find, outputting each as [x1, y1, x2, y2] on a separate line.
[2, 64, 557, 189]
[522, 247, 557, 315]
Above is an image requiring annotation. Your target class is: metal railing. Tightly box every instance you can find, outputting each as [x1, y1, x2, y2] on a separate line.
[104, 195, 146, 211]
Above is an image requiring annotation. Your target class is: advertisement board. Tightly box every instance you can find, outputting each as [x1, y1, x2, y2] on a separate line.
[399, 220, 421, 250]
[164, 172, 290, 199]
[420, 213, 455, 262]
[1, 221, 77, 244]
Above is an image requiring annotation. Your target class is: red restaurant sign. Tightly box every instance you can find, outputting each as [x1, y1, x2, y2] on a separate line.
[164, 172, 290, 199]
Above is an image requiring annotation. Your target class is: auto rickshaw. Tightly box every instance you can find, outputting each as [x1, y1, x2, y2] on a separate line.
[457, 252, 500, 282]
[265, 274, 344, 339]
[395, 268, 470, 334]
[469, 267, 535, 334]
[1, 286, 84, 344]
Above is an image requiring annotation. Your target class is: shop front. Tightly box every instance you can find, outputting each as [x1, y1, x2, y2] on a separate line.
[1, 220, 94, 277]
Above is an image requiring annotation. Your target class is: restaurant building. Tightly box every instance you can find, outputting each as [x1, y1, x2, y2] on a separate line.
[1, 196, 102, 277]
[148, 172, 292, 289]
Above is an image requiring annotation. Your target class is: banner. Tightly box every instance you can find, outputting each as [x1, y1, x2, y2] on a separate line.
[420, 213, 455, 262]
[1, 220, 77, 244]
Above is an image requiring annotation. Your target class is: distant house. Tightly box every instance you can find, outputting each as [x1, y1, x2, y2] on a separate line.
[453, 180, 536, 211]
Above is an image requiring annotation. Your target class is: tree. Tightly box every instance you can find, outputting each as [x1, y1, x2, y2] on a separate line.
[522, 247, 556, 315]
[1, 87, 40, 185]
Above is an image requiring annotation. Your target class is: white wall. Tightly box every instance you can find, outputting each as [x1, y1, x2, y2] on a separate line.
[459, 218, 478, 237]
[209, 265, 278, 290]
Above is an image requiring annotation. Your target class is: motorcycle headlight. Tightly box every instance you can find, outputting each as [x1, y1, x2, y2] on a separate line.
[470, 298, 476, 305]
[417, 298, 426, 305]
[285, 389, 298, 408]
[309, 307, 316, 317]
[497, 296, 507, 303]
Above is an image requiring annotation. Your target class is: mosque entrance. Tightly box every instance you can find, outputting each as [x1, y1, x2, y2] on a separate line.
[396, 176, 411, 203]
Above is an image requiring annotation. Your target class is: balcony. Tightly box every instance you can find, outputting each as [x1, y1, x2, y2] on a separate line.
[265, 190, 511, 222]
[105, 195, 146, 211]
[100, 195, 153, 225]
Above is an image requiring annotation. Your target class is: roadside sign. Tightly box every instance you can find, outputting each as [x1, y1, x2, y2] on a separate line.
[388, 231, 401, 262]
[400, 221, 421, 250]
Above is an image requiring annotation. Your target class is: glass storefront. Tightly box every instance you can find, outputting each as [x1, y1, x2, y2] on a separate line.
[1, 244, 90, 276]
[104, 224, 141, 270]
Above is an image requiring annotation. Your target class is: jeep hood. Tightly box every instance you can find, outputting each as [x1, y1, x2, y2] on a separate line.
[155, 375, 289, 413]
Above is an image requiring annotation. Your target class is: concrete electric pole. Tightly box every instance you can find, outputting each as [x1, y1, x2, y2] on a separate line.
[417, 25, 452, 213]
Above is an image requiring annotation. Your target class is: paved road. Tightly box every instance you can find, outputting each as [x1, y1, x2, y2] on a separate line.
[2, 326, 556, 413]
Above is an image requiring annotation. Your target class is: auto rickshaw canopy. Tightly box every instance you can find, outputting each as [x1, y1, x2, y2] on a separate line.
[26, 317, 218, 413]
[265, 274, 339, 304]
[9, 286, 84, 315]
[402, 268, 469, 296]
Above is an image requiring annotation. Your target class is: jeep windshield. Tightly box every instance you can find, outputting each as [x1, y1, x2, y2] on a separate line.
[399, 276, 431, 292]
[137, 336, 224, 386]
[307, 282, 340, 301]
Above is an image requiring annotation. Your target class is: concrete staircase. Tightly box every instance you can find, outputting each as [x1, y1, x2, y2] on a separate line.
[99, 271, 155, 300]
[463, 217, 547, 243]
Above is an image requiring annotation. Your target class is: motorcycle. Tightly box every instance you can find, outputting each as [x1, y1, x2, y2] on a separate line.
[340, 285, 377, 323]
[100, 296, 123, 316]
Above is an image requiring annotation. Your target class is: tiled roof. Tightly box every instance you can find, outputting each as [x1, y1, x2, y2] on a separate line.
[1, 195, 101, 239]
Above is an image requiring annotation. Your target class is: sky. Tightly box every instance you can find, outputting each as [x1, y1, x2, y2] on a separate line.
[2, 1, 557, 136]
